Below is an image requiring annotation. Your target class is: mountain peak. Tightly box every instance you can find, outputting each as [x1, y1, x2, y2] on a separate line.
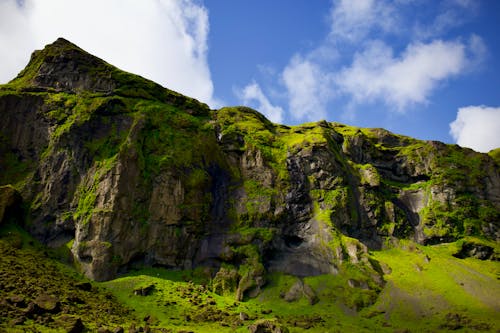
[6, 39, 210, 113]
[10, 37, 116, 93]
[44, 37, 78, 50]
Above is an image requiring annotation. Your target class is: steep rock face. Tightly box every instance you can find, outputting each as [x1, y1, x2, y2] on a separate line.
[0, 39, 498, 287]
[338, 126, 500, 238]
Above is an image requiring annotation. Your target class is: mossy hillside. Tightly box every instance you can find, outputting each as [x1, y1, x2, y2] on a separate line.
[102, 267, 280, 333]
[2, 222, 497, 333]
[1, 71, 225, 281]
[7, 38, 210, 114]
[370, 239, 500, 332]
[65, 97, 222, 276]
[0, 224, 136, 332]
[214, 108, 348, 224]
[214, 107, 332, 181]
[1, 38, 213, 199]
[98, 238, 500, 332]
[215, 111, 407, 297]
[2, 194, 498, 332]
[332, 122, 500, 243]
[31, 86, 214, 213]
[214, 110, 375, 290]
[2, 84, 496, 281]
[101, 267, 384, 332]
[1, 38, 498, 332]
[489, 147, 500, 165]
[214, 106, 285, 182]
[423, 146, 499, 241]
[332, 121, 490, 189]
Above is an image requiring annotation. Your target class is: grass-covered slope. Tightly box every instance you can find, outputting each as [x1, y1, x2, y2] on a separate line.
[1, 223, 498, 332]
[97, 240, 500, 332]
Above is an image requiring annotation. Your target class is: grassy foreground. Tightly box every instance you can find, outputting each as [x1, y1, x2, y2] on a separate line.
[1, 225, 498, 332]
[100, 240, 499, 332]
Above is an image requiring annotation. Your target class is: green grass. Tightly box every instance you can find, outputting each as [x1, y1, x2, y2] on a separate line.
[370, 240, 500, 332]
[1, 222, 498, 332]
[101, 268, 252, 332]
[96, 239, 500, 333]
[488, 147, 500, 164]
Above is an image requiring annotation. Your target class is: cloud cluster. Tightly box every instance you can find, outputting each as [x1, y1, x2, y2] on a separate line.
[282, 56, 331, 121]
[329, 0, 398, 42]
[336, 39, 467, 110]
[0, 0, 217, 107]
[449, 106, 500, 153]
[237, 0, 486, 126]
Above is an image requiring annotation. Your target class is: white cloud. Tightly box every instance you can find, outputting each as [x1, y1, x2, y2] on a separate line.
[336, 39, 468, 111]
[266, 0, 485, 122]
[239, 82, 284, 123]
[0, 0, 35, 82]
[449, 106, 500, 153]
[0, 0, 218, 107]
[282, 55, 333, 121]
[467, 34, 487, 69]
[330, 0, 397, 42]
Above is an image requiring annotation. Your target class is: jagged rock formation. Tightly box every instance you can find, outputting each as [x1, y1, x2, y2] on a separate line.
[0, 38, 499, 293]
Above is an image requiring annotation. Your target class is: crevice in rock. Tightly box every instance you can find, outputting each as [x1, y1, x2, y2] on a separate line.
[283, 235, 303, 248]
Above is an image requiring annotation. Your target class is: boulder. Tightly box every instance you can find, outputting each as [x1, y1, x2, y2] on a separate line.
[57, 315, 85, 333]
[34, 293, 60, 313]
[0, 185, 23, 226]
[248, 319, 289, 333]
[133, 284, 155, 296]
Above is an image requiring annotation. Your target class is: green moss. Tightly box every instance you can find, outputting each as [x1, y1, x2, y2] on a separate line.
[434, 147, 484, 186]
[239, 180, 278, 225]
[397, 140, 434, 165]
[236, 226, 275, 243]
[371, 241, 500, 331]
[137, 101, 216, 177]
[420, 191, 498, 241]
[488, 147, 500, 164]
[279, 123, 327, 152]
[73, 157, 116, 224]
[2, 238, 490, 333]
[332, 123, 362, 138]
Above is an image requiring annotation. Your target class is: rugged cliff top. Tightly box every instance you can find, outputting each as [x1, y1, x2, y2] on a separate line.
[6, 37, 209, 115]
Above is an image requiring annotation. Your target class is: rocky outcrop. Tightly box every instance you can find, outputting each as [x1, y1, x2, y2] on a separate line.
[0, 186, 23, 226]
[248, 319, 289, 333]
[0, 39, 498, 288]
[453, 240, 498, 260]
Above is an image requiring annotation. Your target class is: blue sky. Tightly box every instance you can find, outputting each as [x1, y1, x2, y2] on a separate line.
[1, 0, 499, 152]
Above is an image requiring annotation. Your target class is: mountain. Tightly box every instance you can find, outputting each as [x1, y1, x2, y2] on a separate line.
[0, 38, 499, 332]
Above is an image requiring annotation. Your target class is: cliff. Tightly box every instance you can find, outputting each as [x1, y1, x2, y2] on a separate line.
[1, 38, 498, 300]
